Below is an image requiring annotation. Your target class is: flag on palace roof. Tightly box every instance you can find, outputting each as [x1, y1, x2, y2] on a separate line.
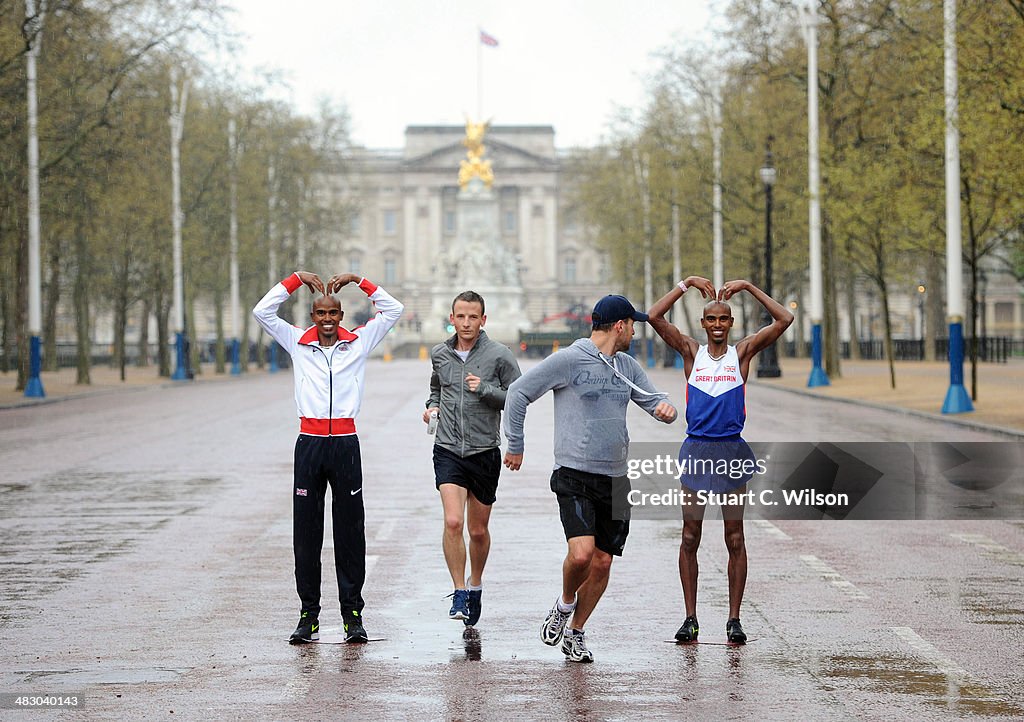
[479, 29, 499, 47]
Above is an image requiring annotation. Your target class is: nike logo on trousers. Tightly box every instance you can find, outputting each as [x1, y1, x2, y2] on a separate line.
[351, 488, 362, 496]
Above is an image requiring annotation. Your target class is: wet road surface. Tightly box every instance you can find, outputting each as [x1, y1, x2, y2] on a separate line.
[1, 360, 1022, 719]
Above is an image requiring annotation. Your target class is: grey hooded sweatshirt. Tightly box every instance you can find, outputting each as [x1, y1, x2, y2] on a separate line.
[503, 338, 674, 477]
[427, 330, 522, 457]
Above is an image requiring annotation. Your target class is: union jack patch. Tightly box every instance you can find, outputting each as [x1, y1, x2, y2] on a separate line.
[296, 488, 308, 496]
[725, 365, 736, 372]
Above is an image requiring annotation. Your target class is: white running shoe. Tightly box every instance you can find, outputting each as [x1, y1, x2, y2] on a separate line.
[561, 629, 594, 663]
[540, 598, 574, 646]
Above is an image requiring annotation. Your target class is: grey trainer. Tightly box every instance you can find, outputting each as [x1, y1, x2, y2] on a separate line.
[540, 598, 574, 646]
[561, 629, 594, 663]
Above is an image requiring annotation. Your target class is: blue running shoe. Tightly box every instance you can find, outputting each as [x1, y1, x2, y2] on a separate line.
[448, 589, 470, 621]
[466, 588, 482, 627]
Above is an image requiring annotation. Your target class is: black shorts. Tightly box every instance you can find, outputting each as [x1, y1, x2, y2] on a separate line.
[550, 466, 631, 557]
[433, 445, 501, 505]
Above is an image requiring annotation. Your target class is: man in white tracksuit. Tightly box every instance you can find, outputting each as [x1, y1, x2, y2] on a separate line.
[254, 270, 403, 644]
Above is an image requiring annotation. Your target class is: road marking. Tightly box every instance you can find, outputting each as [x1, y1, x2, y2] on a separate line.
[891, 627, 969, 681]
[799, 555, 869, 599]
[751, 519, 790, 540]
[375, 518, 396, 541]
[950, 533, 1024, 565]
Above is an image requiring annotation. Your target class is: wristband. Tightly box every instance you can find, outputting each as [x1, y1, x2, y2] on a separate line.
[677, 280, 688, 292]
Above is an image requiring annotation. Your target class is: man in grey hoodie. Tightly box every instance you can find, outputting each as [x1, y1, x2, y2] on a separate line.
[425, 291, 522, 627]
[503, 294, 678, 662]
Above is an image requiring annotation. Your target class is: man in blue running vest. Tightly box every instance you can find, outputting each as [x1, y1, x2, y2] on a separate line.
[649, 276, 792, 645]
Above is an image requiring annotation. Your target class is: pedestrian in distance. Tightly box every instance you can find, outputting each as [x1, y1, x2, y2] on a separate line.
[423, 291, 522, 627]
[503, 294, 678, 662]
[253, 271, 403, 644]
[647, 276, 793, 645]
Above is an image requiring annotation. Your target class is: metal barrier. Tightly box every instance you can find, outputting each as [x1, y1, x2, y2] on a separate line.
[781, 337, 1014, 363]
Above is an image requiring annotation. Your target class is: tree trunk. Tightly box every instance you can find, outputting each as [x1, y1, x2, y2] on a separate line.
[880, 282, 896, 390]
[15, 219, 28, 391]
[794, 286, 805, 356]
[73, 229, 91, 386]
[241, 305, 251, 373]
[967, 202, 979, 402]
[187, 293, 200, 377]
[156, 276, 171, 378]
[968, 257, 978, 401]
[845, 260, 861, 360]
[137, 298, 151, 367]
[925, 254, 941, 362]
[214, 290, 226, 374]
[823, 222, 842, 377]
[114, 252, 129, 382]
[43, 238, 60, 372]
[1, 274, 10, 374]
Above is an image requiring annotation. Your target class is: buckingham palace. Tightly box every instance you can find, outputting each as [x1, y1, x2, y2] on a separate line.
[320, 125, 609, 345]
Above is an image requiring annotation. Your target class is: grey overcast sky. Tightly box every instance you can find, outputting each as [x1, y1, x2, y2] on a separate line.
[227, 0, 718, 149]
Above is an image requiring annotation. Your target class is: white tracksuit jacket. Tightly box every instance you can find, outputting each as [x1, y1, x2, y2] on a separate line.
[253, 273, 403, 436]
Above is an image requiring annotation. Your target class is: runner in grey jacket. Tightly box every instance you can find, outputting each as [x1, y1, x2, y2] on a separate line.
[426, 329, 521, 457]
[424, 292, 522, 627]
[502, 294, 677, 662]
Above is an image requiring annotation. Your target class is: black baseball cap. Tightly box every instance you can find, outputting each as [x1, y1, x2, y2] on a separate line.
[591, 295, 649, 328]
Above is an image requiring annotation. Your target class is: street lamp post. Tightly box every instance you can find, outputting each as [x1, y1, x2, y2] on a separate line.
[228, 117, 241, 375]
[941, 0, 972, 413]
[267, 158, 279, 374]
[978, 270, 988, 368]
[756, 138, 781, 378]
[169, 68, 190, 381]
[23, 0, 45, 398]
[800, 0, 829, 387]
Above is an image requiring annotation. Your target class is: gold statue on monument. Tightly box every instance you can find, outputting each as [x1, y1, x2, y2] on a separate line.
[458, 117, 494, 189]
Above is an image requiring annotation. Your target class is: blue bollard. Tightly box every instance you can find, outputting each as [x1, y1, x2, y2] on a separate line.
[24, 335, 45, 398]
[807, 324, 830, 387]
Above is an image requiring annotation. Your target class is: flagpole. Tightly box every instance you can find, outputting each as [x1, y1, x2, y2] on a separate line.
[477, 28, 482, 119]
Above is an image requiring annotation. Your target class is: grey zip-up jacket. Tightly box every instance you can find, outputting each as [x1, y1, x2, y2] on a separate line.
[503, 338, 673, 477]
[426, 330, 522, 457]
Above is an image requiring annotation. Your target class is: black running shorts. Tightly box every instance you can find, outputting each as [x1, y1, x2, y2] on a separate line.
[550, 466, 631, 557]
[433, 445, 501, 505]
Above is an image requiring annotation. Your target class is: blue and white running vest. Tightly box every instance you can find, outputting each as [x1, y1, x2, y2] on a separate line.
[685, 345, 745, 437]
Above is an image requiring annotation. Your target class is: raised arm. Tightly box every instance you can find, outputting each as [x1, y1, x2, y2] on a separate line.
[647, 276, 714, 363]
[327, 273, 404, 351]
[721, 279, 794, 366]
[253, 271, 324, 353]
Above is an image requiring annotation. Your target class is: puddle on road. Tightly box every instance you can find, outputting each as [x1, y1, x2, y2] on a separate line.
[0, 471, 221, 627]
[21, 666, 191, 685]
[917, 575, 1024, 626]
[959, 592, 1024, 625]
[820, 653, 1022, 717]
